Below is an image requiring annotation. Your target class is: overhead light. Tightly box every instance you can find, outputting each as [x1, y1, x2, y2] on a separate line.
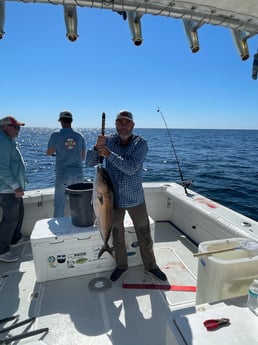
[231, 29, 249, 61]
[0, 0, 5, 39]
[182, 19, 200, 53]
[127, 11, 143, 46]
[64, 5, 78, 42]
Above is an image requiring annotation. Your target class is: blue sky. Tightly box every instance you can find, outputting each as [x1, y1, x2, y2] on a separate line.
[1, 2, 258, 129]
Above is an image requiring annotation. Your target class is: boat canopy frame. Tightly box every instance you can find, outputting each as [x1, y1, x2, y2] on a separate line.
[1, 0, 258, 76]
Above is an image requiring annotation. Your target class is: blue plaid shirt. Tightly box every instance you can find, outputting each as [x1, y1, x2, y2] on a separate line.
[86, 134, 148, 208]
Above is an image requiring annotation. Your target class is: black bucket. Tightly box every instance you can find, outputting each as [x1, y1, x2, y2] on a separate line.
[66, 182, 95, 227]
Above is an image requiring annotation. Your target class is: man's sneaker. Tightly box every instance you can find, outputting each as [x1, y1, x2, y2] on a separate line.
[0, 251, 18, 263]
[148, 268, 167, 281]
[110, 267, 127, 282]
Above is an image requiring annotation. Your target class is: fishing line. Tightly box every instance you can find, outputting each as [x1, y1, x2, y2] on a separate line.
[157, 107, 191, 194]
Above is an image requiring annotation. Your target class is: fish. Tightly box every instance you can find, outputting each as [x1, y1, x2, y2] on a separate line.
[93, 165, 115, 259]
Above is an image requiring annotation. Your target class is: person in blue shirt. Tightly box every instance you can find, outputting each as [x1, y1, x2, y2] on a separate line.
[86, 110, 167, 282]
[47, 111, 86, 218]
[0, 116, 26, 263]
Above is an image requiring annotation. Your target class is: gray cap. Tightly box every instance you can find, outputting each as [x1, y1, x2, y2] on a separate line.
[116, 110, 134, 122]
[58, 111, 73, 121]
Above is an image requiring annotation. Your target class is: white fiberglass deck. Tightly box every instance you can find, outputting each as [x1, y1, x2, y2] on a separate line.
[0, 222, 198, 345]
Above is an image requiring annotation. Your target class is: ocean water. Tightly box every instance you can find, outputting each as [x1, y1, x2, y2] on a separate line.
[17, 127, 258, 222]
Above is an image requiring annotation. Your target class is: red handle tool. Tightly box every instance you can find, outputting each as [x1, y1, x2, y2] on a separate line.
[203, 318, 230, 330]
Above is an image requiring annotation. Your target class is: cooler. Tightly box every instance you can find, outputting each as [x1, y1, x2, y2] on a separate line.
[196, 237, 258, 304]
[30, 213, 155, 282]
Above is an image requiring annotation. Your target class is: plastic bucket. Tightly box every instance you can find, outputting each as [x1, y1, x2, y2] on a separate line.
[66, 182, 95, 227]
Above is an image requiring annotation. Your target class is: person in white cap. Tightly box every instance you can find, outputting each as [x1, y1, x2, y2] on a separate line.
[86, 110, 167, 282]
[47, 111, 86, 217]
[0, 116, 26, 263]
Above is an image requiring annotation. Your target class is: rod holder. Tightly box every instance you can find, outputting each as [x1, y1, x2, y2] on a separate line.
[0, 0, 5, 39]
[64, 5, 78, 42]
[231, 29, 250, 61]
[127, 11, 143, 46]
[182, 19, 200, 53]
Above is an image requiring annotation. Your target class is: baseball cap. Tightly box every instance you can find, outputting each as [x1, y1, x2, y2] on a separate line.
[0, 116, 25, 126]
[116, 110, 134, 122]
[58, 111, 73, 121]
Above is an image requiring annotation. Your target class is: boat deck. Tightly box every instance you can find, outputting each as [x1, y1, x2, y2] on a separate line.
[0, 222, 198, 345]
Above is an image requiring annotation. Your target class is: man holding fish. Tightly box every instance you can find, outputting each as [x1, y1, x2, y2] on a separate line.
[86, 110, 167, 282]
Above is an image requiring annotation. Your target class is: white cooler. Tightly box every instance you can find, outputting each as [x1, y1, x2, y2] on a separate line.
[196, 237, 258, 304]
[30, 213, 155, 282]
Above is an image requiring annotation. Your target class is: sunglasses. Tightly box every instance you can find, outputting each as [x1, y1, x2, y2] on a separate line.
[7, 125, 20, 130]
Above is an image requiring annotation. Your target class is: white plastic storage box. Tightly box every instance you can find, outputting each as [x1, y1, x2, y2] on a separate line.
[196, 237, 258, 304]
[30, 214, 155, 282]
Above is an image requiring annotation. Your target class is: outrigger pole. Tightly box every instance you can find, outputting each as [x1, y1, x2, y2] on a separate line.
[157, 107, 192, 195]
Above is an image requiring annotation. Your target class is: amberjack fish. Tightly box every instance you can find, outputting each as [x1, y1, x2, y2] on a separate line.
[93, 165, 115, 259]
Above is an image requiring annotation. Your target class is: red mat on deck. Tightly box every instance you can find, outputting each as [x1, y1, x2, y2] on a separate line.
[122, 282, 197, 292]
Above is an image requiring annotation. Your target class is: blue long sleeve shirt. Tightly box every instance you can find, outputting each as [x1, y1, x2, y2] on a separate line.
[86, 134, 147, 208]
[0, 130, 26, 193]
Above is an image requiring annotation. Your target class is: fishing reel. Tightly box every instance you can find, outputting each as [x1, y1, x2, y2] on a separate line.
[181, 180, 193, 189]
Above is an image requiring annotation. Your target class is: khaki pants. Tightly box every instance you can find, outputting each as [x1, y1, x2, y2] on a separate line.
[112, 202, 158, 270]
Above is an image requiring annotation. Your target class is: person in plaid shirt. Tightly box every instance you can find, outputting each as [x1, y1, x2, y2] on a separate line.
[86, 110, 167, 282]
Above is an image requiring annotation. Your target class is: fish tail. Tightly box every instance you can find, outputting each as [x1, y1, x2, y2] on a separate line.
[98, 244, 115, 260]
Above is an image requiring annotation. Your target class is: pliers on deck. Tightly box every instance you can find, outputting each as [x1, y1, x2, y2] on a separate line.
[203, 318, 230, 331]
[0, 315, 48, 344]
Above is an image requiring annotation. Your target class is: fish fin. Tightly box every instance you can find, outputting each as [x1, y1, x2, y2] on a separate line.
[98, 245, 115, 260]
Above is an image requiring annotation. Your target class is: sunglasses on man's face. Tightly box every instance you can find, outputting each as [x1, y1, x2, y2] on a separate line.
[7, 124, 20, 130]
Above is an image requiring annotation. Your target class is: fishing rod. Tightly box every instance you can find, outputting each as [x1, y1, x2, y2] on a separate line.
[157, 107, 192, 195]
[101, 112, 105, 136]
[98, 112, 106, 166]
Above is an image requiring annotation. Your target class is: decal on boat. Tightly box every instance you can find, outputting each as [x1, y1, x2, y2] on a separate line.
[131, 241, 139, 248]
[127, 251, 137, 256]
[57, 254, 66, 263]
[47, 252, 88, 269]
